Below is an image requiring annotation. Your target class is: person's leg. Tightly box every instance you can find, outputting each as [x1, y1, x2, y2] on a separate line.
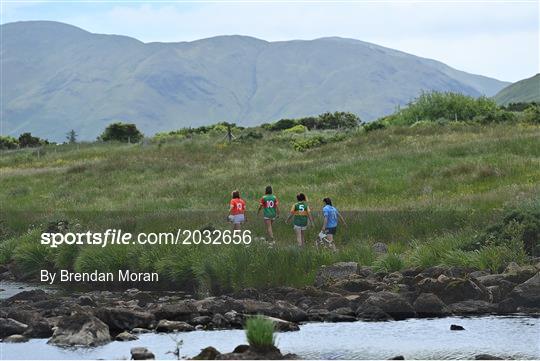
[265, 219, 274, 240]
[295, 227, 303, 247]
[299, 229, 306, 247]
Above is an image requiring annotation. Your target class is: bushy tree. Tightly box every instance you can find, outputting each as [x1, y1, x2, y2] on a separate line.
[100, 122, 143, 143]
[0, 136, 19, 150]
[66, 129, 78, 144]
[317, 111, 360, 129]
[18, 132, 47, 148]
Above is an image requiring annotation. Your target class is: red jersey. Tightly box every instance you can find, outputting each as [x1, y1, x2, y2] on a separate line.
[230, 198, 246, 215]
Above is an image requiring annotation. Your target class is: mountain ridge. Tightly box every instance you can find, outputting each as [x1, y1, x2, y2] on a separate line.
[1, 21, 510, 141]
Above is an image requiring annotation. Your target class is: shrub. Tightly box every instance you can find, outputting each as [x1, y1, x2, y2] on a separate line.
[0, 136, 19, 150]
[363, 121, 386, 132]
[521, 104, 540, 124]
[373, 253, 404, 273]
[100, 122, 143, 143]
[292, 135, 326, 152]
[283, 124, 307, 134]
[245, 315, 275, 351]
[238, 130, 263, 141]
[268, 118, 298, 131]
[18, 132, 48, 148]
[317, 112, 360, 129]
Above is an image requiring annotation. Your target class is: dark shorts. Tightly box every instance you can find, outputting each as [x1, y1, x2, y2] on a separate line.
[325, 227, 337, 235]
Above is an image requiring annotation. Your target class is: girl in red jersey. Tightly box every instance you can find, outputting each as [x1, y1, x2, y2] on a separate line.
[228, 190, 247, 230]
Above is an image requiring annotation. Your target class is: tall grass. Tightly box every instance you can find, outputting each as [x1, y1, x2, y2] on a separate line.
[245, 315, 276, 351]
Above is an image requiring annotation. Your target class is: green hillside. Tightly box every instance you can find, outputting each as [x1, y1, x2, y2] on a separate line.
[1, 118, 539, 291]
[494, 74, 540, 105]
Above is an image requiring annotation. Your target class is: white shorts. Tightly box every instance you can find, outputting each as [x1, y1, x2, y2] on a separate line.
[293, 225, 307, 231]
[229, 214, 245, 224]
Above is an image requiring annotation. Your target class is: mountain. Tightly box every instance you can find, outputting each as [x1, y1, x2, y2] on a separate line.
[1, 21, 509, 141]
[493, 74, 540, 105]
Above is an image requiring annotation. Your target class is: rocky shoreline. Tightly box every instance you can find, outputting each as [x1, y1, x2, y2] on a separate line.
[1, 261, 539, 356]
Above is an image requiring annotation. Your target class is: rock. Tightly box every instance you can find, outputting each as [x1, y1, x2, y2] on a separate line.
[132, 327, 151, 334]
[356, 304, 392, 321]
[132, 292, 155, 307]
[240, 299, 307, 322]
[324, 312, 356, 322]
[510, 272, 540, 307]
[211, 313, 230, 328]
[389, 356, 405, 360]
[450, 324, 465, 331]
[263, 316, 300, 332]
[372, 242, 388, 255]
[233, 345, 250, 353]
[332, 307, 355, 316]
[215, 345, 296, 360]
[224, 310, 244, 327]
[448, 300, 497, 315]
[6, 289, 48, 303]
[476, 274, 507, 287]
[155, 319, 195, 332]
[362, 291, 416, 320]
[383, 272, 404, 284]
[131, 346, 155, 360]
[193, 346, 221, 360]
[487, 280, 516, 303]
[315, 262, 359, 287]
[116, 331, 138, 341]
[154, 300, 198, 321]
[333, 278, 377, 292]
[504, 263, 537, 284]
[496, 298, 517, 314]
[192, 315, 212, 326]
[95, 307, 154, 332]
[475, 354, 503, 360]
[232, 288, 260, 300]
[0, 318, 28, 337]
[437, 278, 490, 304]
[323, 296, 351, 311]
[78, 295, 97, 307]
[48, 312, 111, 347]
[470, 270, 490, 279]
[413, 293, 451, 317]
[3, 334, 28, 343]
[23, 319, 53, 338]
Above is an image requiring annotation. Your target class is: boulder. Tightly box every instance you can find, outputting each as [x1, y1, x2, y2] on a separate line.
[263, 316, 300, 332]
[324, 312, 357, 322]
[448, 300, 497, 315]
[356, 304, 392, 321]
[95, 307, 154, 332]
[332, 278, 378, 293]
[450, 324, 465, 331]
[437, 278, 490, 304]
[211, 313, 230, 329]
[116, 331, 138, 341]
[132, 327, 151, 334]
[6, 289, 48, 303]
[372, 242, 388, 255]
[131, 347, 155, 360]
[413, 293, 451, 317]
[23, 319, 53, 338]
[0, 318, 28, 337]
[191, 315, 212, 326]
[193, 346, 221, 360]
[362, 291, 416, 320]
[78, 295, 97, 307]
[48, 313, 111, 347]
[510, 272, 540, 307]
[153, 300, 199, 321]
[503, 263, 537, 284]
[155, 319, 195, 333]
[3, 334, 28, 343]
[476, 274, 507, 287]
[383, 272, 404, 284]
[323, 296, 351, 311]
[314, 262, 359, 287]
[475, 354, 503, 360]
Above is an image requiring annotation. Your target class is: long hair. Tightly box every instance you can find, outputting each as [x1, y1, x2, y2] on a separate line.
[231, 190, 240, 199]
[323, 197, 332, 206]
[296, 193, 306, 202]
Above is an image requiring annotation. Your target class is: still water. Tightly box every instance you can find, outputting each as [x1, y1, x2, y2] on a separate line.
[1, 316, 539, 360]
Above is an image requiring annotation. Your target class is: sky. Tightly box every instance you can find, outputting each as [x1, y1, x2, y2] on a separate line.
[1, 0, 538, 82]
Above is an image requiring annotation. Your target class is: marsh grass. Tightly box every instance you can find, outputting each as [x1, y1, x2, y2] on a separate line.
[245, 315, 276, 351]
[1, 124, 539, 288]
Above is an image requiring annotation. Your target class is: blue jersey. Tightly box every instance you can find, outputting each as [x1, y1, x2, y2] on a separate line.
[323, 205, 339, 228]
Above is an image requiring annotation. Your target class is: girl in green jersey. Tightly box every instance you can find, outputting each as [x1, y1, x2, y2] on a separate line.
[257, 185, 280, 241]
[286, 193, 314, 247]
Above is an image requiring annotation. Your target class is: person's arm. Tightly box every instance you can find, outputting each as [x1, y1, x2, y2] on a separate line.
[286, 205, 294, 224]
[338, 211, 347, 226]
[257, 203, 263, 216]
[321, 215, 328, 232]
[308, 208, 315, 227]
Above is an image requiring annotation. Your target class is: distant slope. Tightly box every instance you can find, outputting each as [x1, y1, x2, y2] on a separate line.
[493, 74, 540, 105]
[1, 21, 509, 141]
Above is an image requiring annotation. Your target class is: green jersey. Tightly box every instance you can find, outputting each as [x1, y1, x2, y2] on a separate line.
[291, 202, 309, 227]
[260, 194, 278, 218]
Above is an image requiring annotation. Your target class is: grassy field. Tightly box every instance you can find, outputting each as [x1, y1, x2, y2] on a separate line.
[1, 122, 539, 293]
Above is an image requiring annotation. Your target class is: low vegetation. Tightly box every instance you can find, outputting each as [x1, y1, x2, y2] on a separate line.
[245, 316, 276, 351]
[0, 92, 538, 293]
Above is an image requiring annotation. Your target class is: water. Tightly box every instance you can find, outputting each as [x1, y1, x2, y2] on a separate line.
[1, 316, 539, 360]
[0, 281, 55, 299]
